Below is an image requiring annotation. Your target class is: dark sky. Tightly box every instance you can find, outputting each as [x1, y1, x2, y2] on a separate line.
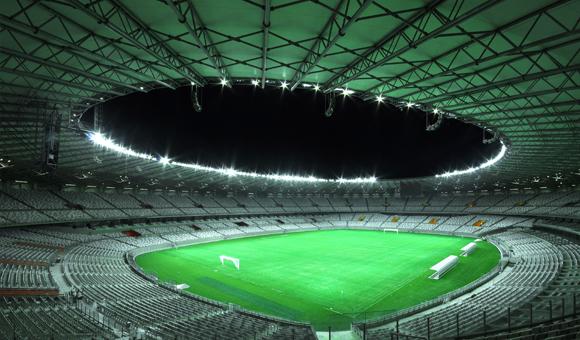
[89, 85, 501, 180]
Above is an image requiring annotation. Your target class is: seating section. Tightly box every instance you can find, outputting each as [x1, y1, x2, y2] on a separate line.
[360, 229, 580, 339]
[0, 189, 579, 227]
[0, 264, 56, 290]
[0, 296, 114, 338]
[57, 225, 317, 339]
[0, 187, 579, 339]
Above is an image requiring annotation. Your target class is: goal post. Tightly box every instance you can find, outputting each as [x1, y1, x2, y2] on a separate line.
[219, 255, 240, 270]
[383, 228, 399, 234]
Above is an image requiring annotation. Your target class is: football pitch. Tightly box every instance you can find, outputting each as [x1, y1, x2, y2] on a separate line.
[136, 229, 500, 330]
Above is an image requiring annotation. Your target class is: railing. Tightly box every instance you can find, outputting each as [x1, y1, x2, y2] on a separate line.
[356, 293, 580, 340]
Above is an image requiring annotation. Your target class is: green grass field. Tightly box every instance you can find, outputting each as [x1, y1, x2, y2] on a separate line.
[136, 229, 499, 330]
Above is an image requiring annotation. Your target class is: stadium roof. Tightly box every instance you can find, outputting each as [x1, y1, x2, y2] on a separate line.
[0, 0, 579, 194]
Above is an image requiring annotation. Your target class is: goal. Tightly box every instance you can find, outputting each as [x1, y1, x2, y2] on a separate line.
[219, 255, 240, 270]
[383, 228, 399, 234]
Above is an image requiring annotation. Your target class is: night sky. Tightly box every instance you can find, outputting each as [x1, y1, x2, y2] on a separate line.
[90, 85, 501, 180]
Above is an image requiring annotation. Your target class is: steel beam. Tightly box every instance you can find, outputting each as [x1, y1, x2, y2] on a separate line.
[365, 0, 575, 94]
[323, 0, 502, 90]
[290, 0, 373, 90]
[67, 0, 206, 86]
[164, 0, 231, 83]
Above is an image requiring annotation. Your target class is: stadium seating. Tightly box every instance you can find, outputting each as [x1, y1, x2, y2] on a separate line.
[1, 189, 580, 228]
[359, 228, 580, 339]
[0, 186, 579, 339]
[0, 296, 115, 338]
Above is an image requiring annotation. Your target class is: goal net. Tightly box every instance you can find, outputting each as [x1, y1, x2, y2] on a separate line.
[383, 228, 399, 234]
[219, 255, 240, 270]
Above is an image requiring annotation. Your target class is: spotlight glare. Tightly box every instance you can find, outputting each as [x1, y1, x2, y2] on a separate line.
[405, 101, 415, 108]
[314, 84, 320, 92]
[87, 132, 378, 184]
[340, 88, 354, 96]
[280, 80, 288, 89]
[251, 79, 260, 86]
[376, 95, 384, 103]
[139, 86, 144, 90]
[220, 78, 228, 86]
[159, 156, 171, 165]
[433, 107, 440, 114]
[436, 143, 507, 178]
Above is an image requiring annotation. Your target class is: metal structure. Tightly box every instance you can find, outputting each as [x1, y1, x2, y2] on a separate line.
[0, 0, 579, 193]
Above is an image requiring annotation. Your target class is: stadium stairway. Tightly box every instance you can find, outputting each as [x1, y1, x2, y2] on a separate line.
[48, 262, 73, 294]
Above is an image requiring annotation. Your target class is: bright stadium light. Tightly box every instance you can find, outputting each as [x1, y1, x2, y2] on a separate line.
[159, 156, 171, 165]
[220, 78, 228, 86]
[219, 168, 238, 177]
[88, 132, 155, 161]
[139, 86, 144, 90]
[340, 88, 354, 96]
[405, 101, 415, 109]
[313, 84, 320, 92]
[280, 80, 288, 89]
[251, 79, 260, 86]
[436, 142, 507, 178]
[87, 131, 378, 184]
[376, 95, 384, 103]
[433, 107, 440, 114]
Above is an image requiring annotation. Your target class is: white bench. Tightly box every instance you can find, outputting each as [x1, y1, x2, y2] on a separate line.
[429, 255, 458, 280]
[461, 242, 477, 256]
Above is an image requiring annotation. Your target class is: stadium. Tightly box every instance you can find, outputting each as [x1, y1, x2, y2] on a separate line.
[0, 0, 579, 339]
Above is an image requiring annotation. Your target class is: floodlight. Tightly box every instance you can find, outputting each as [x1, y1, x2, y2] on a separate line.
[436, 143, 507, 178]
[220, 78, 228, 86]
[159, 156, 171, 165]
[405, 102, 415, 108]
[340, 88, 354, 96]
[139, 86, 144, 90]
[376, 95, 384, 103]
[221, 168, 238, 177]
[433, 107, 440, 114]
[86, 131, 380, 184]
[251, 79, 260, 86]
[280, 80, 288, 89]
[314, 84, 320, 92]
